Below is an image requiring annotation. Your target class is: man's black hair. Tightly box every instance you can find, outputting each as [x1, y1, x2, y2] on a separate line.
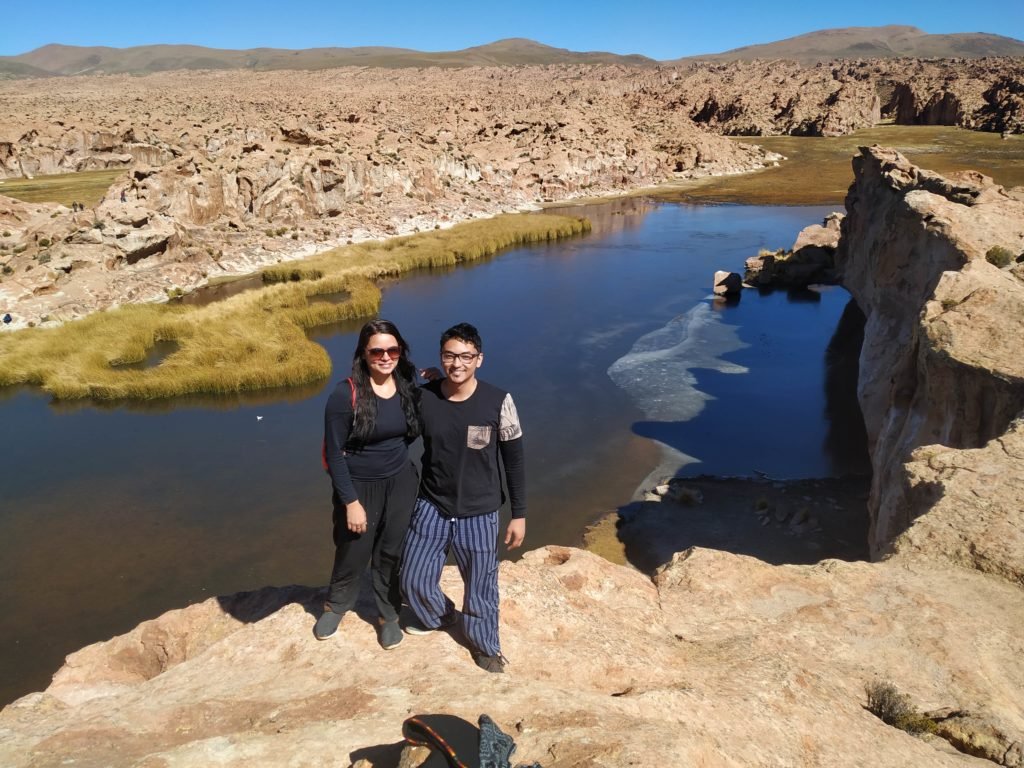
[440, 322, 482, 353]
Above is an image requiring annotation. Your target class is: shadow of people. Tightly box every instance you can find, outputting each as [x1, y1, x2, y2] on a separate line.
[614, 476, 869, 575]
[216, 584, 322, 624]
[349, 740, 410, 767]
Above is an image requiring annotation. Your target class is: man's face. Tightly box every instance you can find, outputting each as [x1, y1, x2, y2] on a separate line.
[440, 339, 482, 386]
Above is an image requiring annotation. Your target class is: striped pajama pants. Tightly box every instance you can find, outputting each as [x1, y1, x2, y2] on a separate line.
[400, 497, 501, 656]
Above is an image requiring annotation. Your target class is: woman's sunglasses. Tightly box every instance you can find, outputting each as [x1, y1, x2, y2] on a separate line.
[367, 346, 402, 360]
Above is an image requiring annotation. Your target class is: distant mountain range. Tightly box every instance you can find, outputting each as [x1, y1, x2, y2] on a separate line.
[679, 25, 1024, 63]
[2, 26, 1022, 78]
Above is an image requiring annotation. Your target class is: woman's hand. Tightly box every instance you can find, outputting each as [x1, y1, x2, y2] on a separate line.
[419, 367, 442, 382]
[346, 501, 368, 534]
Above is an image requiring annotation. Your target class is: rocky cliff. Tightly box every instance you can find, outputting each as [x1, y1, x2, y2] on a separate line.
[2, 150, 1024, 767]
[835, 146, 1024, 562]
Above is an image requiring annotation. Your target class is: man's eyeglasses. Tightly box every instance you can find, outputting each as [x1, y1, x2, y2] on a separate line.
[367, 346, 402, 360]
[441, 351, 480, 364]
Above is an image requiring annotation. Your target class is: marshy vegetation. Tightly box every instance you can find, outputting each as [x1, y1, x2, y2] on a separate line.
[0, 169, 124, 208]
[663, 126, 1024, 206]
[0, 213, 589, 400]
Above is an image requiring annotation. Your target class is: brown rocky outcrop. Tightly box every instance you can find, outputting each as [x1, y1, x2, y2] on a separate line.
[744, 211, 843, 287]
[1, 58, 1022, 328]
[879, 58, 1024, 130]
[976, 77, 1024, 135]
[0, 65, 775, 329]
[834, 146, 1024, 556]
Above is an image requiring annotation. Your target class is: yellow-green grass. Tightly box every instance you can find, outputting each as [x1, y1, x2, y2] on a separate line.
[662, 126, 1024, 206]
[0, 213, 589, 400]
[0, 169, 125, 208]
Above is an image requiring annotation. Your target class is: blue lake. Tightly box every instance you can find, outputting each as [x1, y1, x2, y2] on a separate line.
[0, 198, 867, 704]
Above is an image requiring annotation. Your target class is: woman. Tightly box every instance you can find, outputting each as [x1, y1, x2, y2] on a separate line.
[316, 319, 421, 649]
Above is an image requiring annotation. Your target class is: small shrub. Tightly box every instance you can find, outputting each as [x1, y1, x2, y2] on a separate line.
[291, 233, 299, 240]
[38, 238, 51, 247]
[2, 264, 13, 274]
[37, 252, 51, 265]
[2, 231, 10, 237]
[864, 681, 936, 735]
[986, 245, 1013, 268]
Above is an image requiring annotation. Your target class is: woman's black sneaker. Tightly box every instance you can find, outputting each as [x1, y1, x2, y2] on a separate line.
[313, 608, 342, 640]
[378, 619, 403, 650]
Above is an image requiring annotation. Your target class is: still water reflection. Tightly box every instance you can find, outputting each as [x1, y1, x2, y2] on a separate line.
[0, 199, 865, 705]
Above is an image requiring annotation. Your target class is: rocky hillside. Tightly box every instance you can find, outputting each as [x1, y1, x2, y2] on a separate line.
[682, 25, 1024, 62]
[1, 58, 1022, 330]
[1, 151, 1023, 767]
[5, 27, 1022, 76]
[0, 40, 655, 77]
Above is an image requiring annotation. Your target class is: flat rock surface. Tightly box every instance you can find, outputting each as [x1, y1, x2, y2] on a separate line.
[2, 545, 1022, 767]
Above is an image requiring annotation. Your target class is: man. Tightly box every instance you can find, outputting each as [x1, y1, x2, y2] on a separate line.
[401, 323, 526, 673]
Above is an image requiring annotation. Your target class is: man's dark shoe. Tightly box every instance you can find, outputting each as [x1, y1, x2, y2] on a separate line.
[404, 612, 458, 635]
[378, 619, 403, 650]
[313, 607, 342, 640]
[473, 652, 507, 674]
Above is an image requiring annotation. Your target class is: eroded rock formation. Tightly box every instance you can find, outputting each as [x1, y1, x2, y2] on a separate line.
[835, 146, 1024, 557]
[0, 65, 773, 328]
[1, 56, 1022, 329]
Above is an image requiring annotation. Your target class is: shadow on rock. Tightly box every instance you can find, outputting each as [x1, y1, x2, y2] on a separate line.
[216, 584, 322, 623]
[349, 740, 408, 767]
[614, 476, 870, 575]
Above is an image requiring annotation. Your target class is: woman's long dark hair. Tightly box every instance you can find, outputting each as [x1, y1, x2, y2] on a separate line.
[350, 319, 421, 442]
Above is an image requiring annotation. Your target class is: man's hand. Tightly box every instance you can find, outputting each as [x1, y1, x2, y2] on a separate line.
[504, 518, 526, 550]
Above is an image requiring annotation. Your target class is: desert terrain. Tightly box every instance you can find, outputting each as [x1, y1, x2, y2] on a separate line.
[0, 29, 1023, 766]
[0, 54, 1022, 332]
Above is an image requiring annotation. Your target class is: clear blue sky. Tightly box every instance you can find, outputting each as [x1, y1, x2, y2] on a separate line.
[2, 0, 1022, 59]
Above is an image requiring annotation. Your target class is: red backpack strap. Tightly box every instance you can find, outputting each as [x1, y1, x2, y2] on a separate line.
[322, 377, 357, 472]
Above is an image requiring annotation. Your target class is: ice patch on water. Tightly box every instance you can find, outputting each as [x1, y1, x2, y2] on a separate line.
[607, 301, 748, 422]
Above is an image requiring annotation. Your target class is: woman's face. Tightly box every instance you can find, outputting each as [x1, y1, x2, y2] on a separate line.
[363, 333, 402, 378]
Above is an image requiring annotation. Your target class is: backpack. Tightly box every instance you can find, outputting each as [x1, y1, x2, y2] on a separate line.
[401, 713, 541, 768]
[321, 377, 355, 472]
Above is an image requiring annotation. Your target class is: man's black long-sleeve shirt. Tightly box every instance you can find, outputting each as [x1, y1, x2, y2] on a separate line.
[418, 379, 526, 519]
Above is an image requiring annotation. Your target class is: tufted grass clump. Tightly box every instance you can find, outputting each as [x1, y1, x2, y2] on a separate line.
[985, 245, 1014, 268]
[0, 214, 588, 400]
[864, 681, 937, 735]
